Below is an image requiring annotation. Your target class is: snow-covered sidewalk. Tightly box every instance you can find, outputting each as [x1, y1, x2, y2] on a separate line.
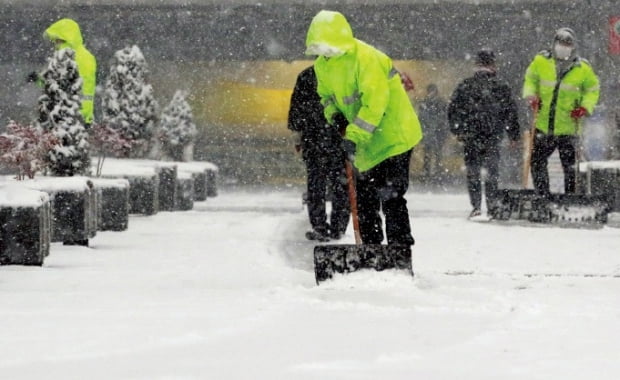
[1, 187, 619, 379]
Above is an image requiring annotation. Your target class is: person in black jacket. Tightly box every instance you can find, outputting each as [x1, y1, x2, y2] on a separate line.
[288, 66, 350, 241]
[448, 49, 520, 219]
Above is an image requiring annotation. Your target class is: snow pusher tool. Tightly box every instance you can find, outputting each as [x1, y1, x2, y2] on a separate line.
[494, 189, 610, 227]
[313, 160, 413, 284]
[495, 99, 610, 227]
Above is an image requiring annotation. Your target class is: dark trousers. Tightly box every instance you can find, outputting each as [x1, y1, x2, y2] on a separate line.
[306, 152, 350, 235]
[356, 149, 414, 246]
[530, 131, 576, 195]
[463, 140, 500, 211]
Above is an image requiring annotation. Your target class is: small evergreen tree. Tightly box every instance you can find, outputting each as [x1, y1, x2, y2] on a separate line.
[102, 45, 158, 158]
[159, 90, 197, 161]
[37, 48, 90, 176]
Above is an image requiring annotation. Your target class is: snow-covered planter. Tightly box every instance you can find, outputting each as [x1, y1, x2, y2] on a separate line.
[158, 90, 197, 162]
[102, 45, 158, 158]
[94, 159, 160, 215]
[206, 166, 218, 197]
[0, 186, 51, 265]
[174, 171, 194, 211]
[20, 177, 97, 245]
[100, 158, 177, 212]
[175, 162, 212, 201]
[188, 171, 207, 201]
[37, 48, 90, 177]
[582, 161, 620, 212]
[126, 175, 159, 215]
[156, 164, 177, 211]
[91, 178, 130, 231]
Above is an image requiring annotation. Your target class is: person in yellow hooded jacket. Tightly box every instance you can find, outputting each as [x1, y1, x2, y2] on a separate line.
[523, 27, 599, 195]
[305, 10, 423, 248]
[27, 18, 97, 126]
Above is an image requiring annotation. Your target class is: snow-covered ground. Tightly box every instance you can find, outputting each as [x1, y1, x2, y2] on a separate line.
[1, 186, 619, 379]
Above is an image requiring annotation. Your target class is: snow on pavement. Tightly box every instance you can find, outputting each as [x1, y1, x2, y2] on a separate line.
[1, 186, 619, 379]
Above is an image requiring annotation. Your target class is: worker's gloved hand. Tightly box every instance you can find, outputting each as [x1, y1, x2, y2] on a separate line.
[26, 71, 39, 83]
[526, 96, 541, 112]
[332, 112, 348, 136]
[342, 139, 356, 162]
[570, 106, 588, 120]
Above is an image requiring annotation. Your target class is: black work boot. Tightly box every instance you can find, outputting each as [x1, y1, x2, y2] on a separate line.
[305, 229, 330, 242]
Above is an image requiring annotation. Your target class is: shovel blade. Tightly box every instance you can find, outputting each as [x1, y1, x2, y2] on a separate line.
[313, 244, 412, 283]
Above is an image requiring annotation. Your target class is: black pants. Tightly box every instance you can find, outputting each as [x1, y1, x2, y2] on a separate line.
[463, 140, 500, 211]
[305, 152, 350, 235]
[356, 149, 414, 246]
[530, 131, 576, 195]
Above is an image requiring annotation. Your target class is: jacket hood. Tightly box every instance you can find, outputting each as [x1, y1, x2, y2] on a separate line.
[305, 10, 355, 55]
[44, 18, 83, 49]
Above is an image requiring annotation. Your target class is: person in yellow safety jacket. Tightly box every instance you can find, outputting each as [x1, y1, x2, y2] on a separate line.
[522, 27, 599, 195]
[305, 10, 422, 249]
[28, 18, 97, 126]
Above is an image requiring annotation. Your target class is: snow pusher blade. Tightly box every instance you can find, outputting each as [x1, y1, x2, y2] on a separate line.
[494, 189, 610, 227]
[313, 244, 412, 283]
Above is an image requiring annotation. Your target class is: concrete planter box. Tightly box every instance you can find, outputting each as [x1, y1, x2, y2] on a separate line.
[19, 177, 97, 245]
[206, 167, 218, 197]
[0, 187, 51, 265]
[190, 171, 207, 201]
[96, 160, 160, 216]
[175, 161, 218, 199]
[126, 175, 160, 215]
[92, 178, 130, 231]
[156, 165, 177, 211]
[584, 164, 620, 212]
[174, 172, 195, 211]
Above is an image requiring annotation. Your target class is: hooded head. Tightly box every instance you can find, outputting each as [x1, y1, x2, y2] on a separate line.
[44, 18, 83, 50]
[475, 48, 496, 67]
[305, 10, 355, 57]
[553, 27, 577, 60]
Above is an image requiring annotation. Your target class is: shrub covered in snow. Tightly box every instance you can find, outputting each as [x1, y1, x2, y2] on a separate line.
[36, 48, 90, 177]
[0, 121, 59, 179]
[102, 45, 158, 158]
[159, 90, 197, 161]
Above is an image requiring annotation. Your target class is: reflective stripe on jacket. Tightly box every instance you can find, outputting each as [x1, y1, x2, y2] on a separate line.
[522, 51, 599, 135]
[305, 10, 422, 172]
[45, 18, 97, 124]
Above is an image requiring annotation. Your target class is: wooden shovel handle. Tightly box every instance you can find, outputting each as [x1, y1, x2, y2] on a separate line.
[345, 160, 362, 245]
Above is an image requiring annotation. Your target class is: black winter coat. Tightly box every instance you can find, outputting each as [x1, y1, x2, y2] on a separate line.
[287, 66, 343, 161]
[448, 70, 520, 144]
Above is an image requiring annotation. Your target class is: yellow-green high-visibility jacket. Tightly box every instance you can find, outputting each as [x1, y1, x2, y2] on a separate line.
[522, 50, 599, 136]
[45, 18, 97, 125]
[305, 10, 422, 172]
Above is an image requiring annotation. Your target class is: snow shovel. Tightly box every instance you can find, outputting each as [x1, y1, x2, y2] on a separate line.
[313, 160, 413, 284]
